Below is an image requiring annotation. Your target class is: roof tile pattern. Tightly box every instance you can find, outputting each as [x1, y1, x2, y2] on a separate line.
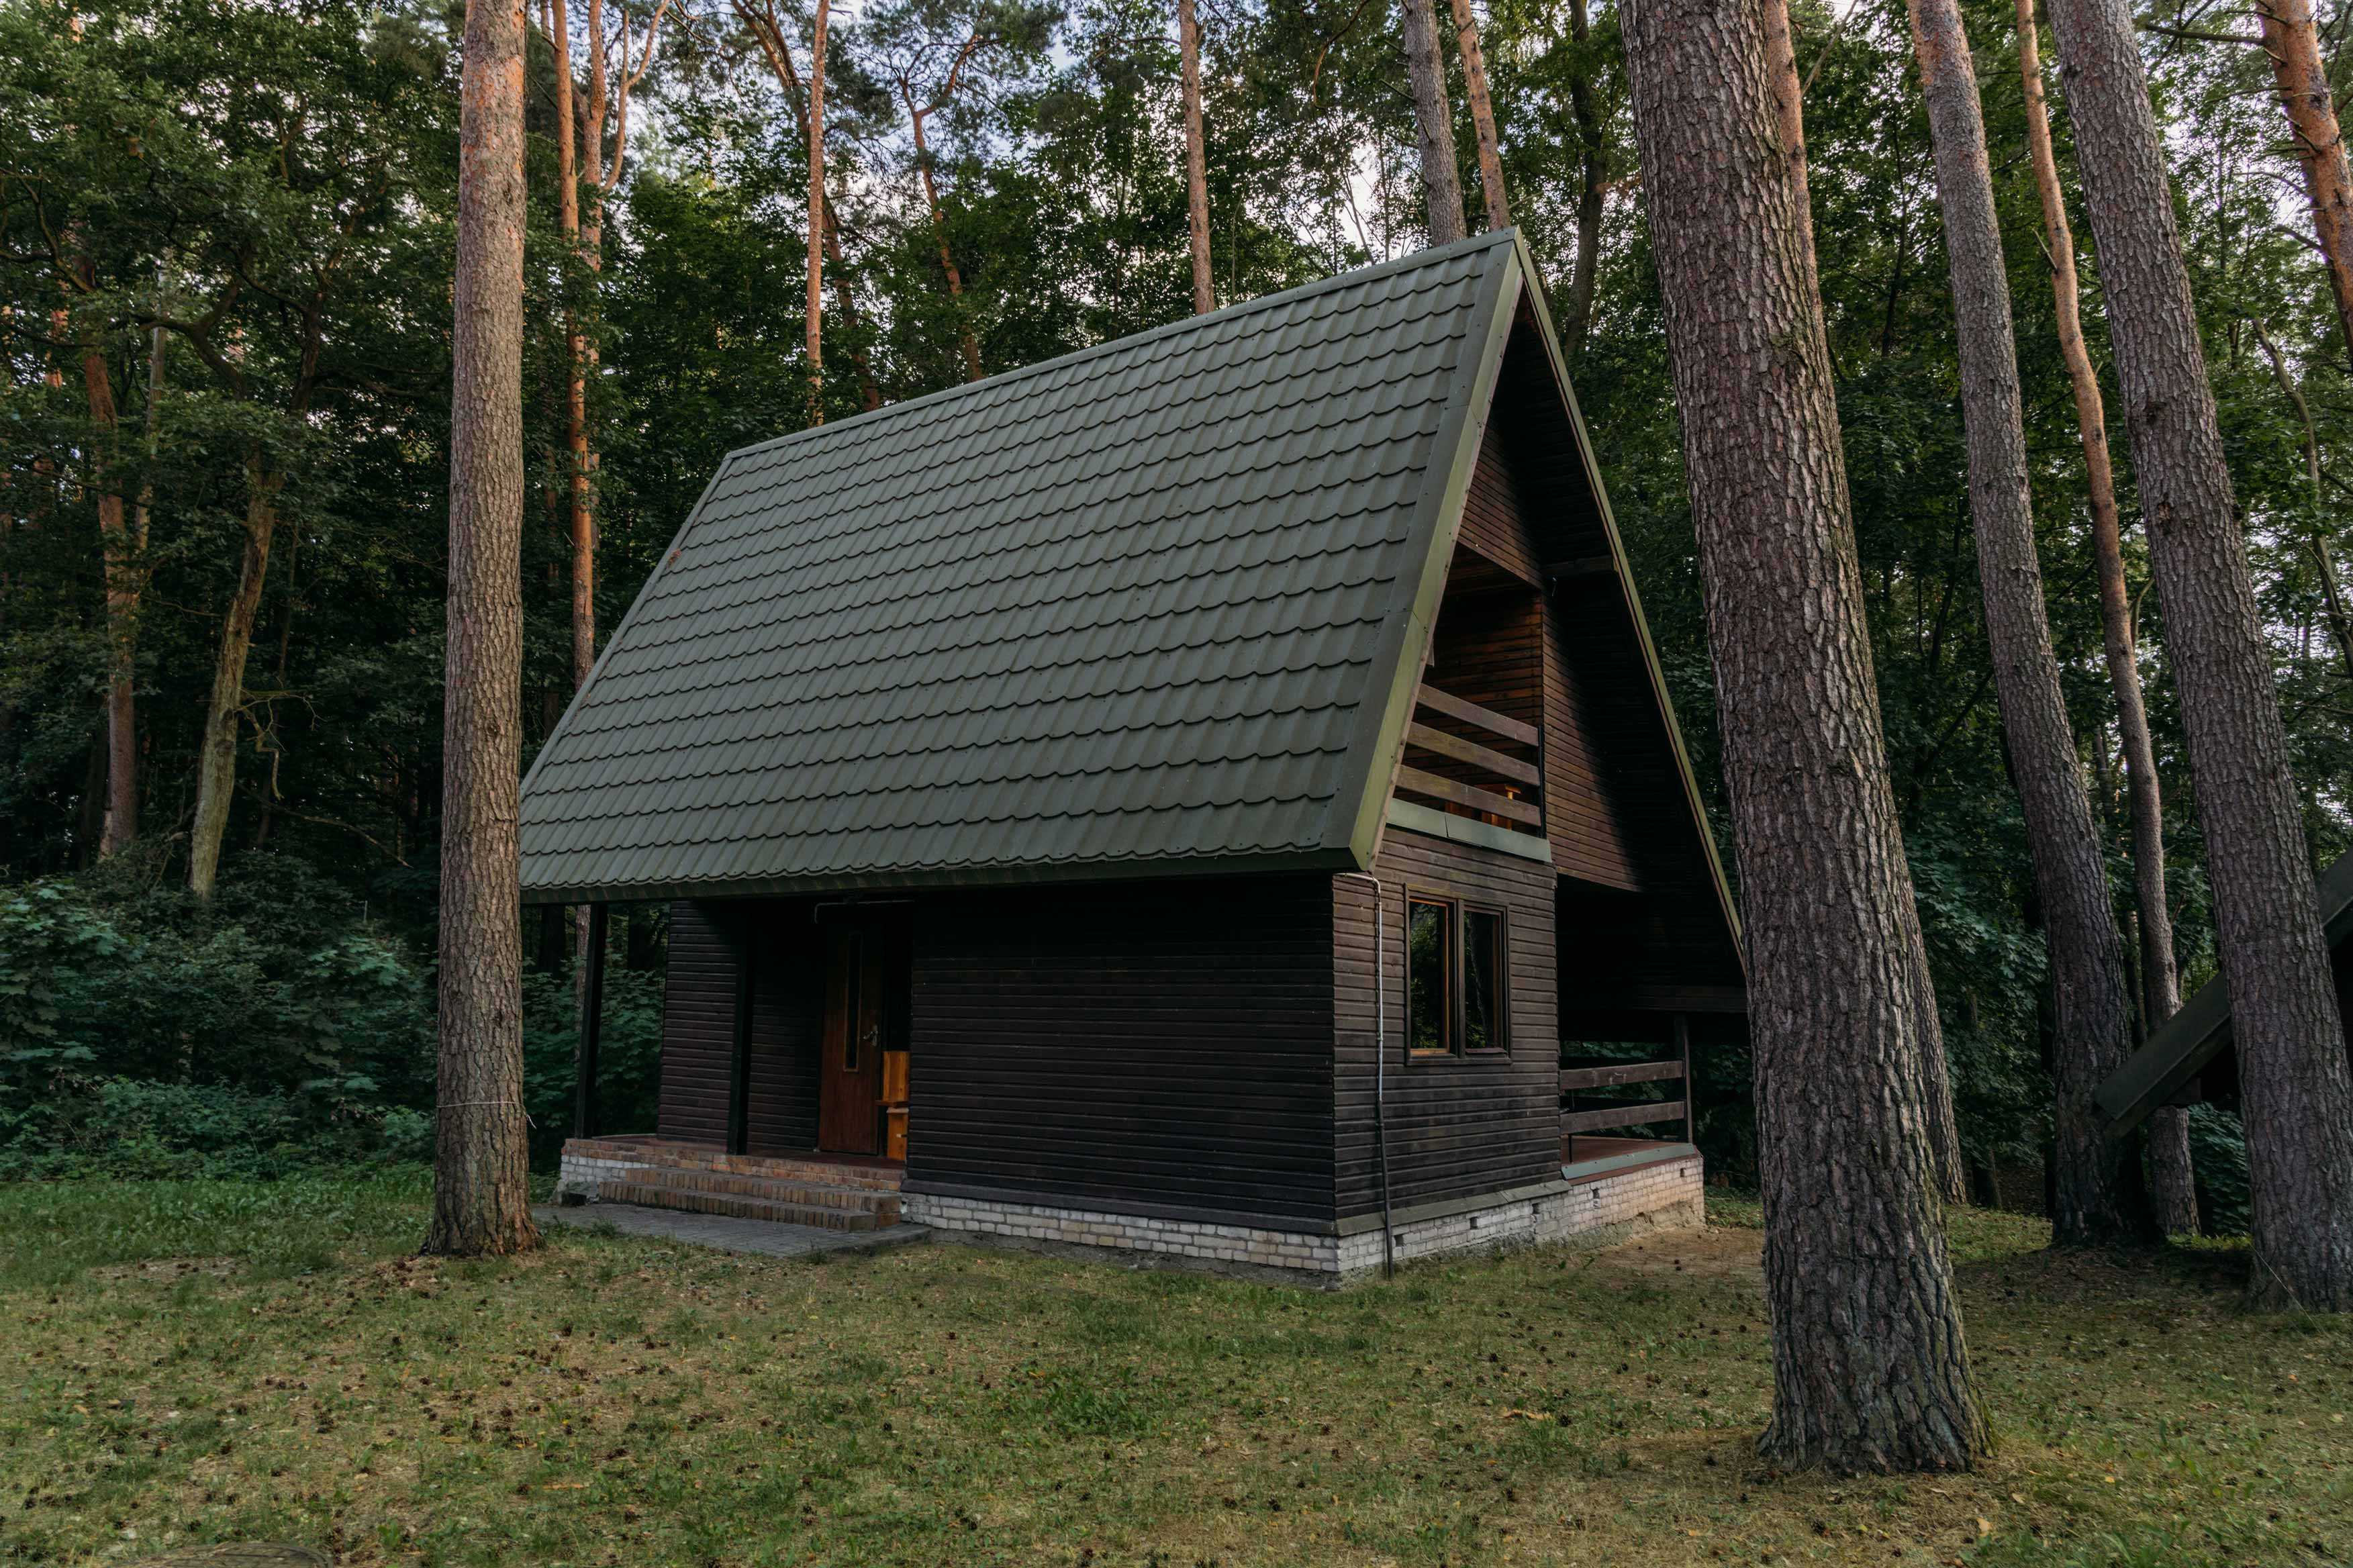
[520, 237, 1510, 899]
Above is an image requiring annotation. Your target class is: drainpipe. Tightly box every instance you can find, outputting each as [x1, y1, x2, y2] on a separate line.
[1339, 872, 1397, 1278]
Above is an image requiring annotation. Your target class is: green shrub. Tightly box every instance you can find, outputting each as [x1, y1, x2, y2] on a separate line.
[521, 963, 666, 1164]
[0, 862, 436, 1178]
[2185, 1102, 2251, 1237]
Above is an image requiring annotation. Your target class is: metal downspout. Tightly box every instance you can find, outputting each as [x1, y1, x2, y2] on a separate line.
[1339, 872, 1397, 1277]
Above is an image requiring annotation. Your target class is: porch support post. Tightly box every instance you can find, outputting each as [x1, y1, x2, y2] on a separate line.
[728, 922, 754, 1155]
[1673, 1012, 1694, 1148]
[573, 901, 608, 1140]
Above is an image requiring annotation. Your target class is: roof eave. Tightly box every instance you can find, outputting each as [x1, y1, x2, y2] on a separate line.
[2095, 848, 2353, 1134]
[1323, 237, 1525, 869]
[520, 844, 1364, 908]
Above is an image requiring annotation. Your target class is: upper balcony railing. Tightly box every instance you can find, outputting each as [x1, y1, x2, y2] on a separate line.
[1391, 683, 1545, 838]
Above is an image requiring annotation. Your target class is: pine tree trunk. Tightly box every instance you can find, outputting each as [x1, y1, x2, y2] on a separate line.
[2254, 0, 2353, 373]
[906, 101, 983, 379]
[1621, 0, 1986, 1471]
[428, 0, 538, 1260]
[2151, 1105, 2199, 1234]
[1398, 0, 1463, 246]
[79, 318, 137, 858]
[820, 181, 882, 409]
[1447, 0, 1510, 231]
[1559, 0, 1606, 358]
[544, 0, 604, 1042]
[805, 0, 831, 421]
[736, 0, 880, 409]
[1179, 0, 1214, 313]
[2017, 5, 2183, 1240]
[1906, 0, 2141, 1245]
[2046, 0, 2353, 1308]
[547, 3, 594, 697]
[1905, 914, 1970, 1206]
[187, 460, 283, 900]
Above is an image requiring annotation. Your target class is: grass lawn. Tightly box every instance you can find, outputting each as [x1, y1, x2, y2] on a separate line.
[0, 1175, 2346, 1567]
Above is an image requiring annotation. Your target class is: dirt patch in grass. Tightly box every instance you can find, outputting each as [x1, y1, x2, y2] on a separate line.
[1586, 1226, 1761, 1281]
[0, 1179, 2346, 1568]
[89, 1257, 240, 1285]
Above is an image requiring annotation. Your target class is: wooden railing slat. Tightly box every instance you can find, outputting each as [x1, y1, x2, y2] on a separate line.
[1394, 766, 1543, 826]
[1558, 1060, 1684, 1091]
[1559, 1099, 1687, 1136]
[1404, 722, 1542, 787]
[1414, 685, 1541, 748]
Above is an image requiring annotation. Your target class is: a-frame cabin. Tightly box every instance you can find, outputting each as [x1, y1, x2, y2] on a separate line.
[524, 231, 1745, 1280]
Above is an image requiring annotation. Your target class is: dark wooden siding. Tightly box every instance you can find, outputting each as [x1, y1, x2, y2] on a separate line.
[1334, 830, 1559, 1220]
[657, 900, 734, 1145]
[906, 875, 1338, 1224]
[657, 899, 825, 1151]
[1476, 324, 1749, 1027]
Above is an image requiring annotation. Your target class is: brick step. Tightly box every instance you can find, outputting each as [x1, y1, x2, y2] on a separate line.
[718, 1157, 902, 1193]
[598, 1181, 898, 1232]
[614, 1167, 898, 1212]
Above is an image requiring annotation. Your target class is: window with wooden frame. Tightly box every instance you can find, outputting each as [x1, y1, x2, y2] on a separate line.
[1406, 897, 1454, 1055]
[1405, 895, 1510, 1057]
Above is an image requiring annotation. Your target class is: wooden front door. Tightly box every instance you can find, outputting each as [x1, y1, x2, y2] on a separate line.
[818, 925, 889, 1155]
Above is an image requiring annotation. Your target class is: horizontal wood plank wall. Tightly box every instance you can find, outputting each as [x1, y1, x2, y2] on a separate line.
[1449, 414, 1637, 885]
[1334, 830, 1559, 1220]
[908, 875, 1337, 1224]
[657, 900, 734, 1145]
[656, 899, 825, 1151]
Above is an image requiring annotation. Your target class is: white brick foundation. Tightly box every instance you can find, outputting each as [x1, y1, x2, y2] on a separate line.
[556, 1146, 642, 1197]
[906, 1151, 1702, 1283]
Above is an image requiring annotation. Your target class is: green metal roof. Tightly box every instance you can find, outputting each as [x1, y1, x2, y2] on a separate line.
[2095, 850, 2353, 1134]
[520, 234, 1527, 903]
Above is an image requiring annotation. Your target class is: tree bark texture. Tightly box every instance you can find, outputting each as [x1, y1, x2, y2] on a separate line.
[2151, 1104, 2200, 1234]
[1559, 0, 1606, 358]
[737, 0, 881, 409]
[1906, 0, 2140, 1245]
[1903, 909, 1970, 1206]
[1179, 0, 1214, 314]
[2253, 0, 2353, 374]
[1399, 0, 1464, 246]
[2016, 0, 2179, 1034]
[428, 0, 539, 1260]
[806, 0, 831, 420]
[2046, 0, 2353, 1308]
[1447, 0, 1510, 231]
[187, 460, 283, 899]
[545, 0, 595, 695]
[80, 318, 137, 857]
[1621, 0, 1987, 1471]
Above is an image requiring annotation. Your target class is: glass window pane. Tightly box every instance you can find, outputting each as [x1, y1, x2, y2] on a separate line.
[1407, 899, 1451, 1053]
[1463, 909, 1504, 1052]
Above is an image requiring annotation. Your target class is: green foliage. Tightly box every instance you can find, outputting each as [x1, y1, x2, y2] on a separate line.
[520, 962, 665, 1167]
[2184, 1102, 2252, 1238]
[2, 1178, 2346, 1563]
[0, 862, 436, 1178]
